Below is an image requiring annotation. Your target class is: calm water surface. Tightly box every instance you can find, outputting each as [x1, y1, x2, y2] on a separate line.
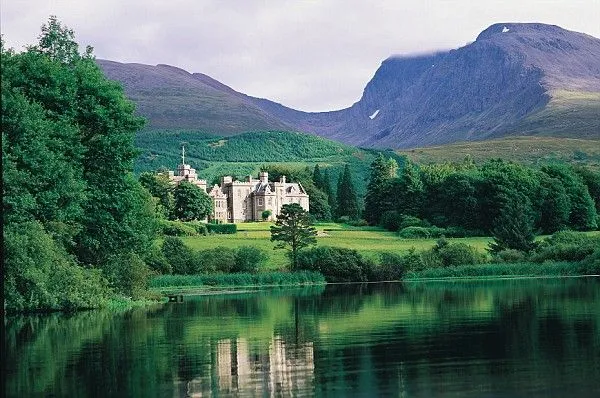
[6, 278, 600, 397]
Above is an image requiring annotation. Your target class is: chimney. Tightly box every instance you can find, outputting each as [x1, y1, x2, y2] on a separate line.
[280, 175, 286, 184]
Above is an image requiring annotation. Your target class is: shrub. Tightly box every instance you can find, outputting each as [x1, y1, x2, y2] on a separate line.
[398, 225, 447, 239]
[581, 248, 600, 275]
[348, 219, 369, 227]
[375, 253, 407, 281]
[144, 245, 172, 274]
[262, 210, 272, 221]
[494, 249, 528, 263]
[206, 223, 237, 234]
[194, 246, 237, 273]
[432, 239, 486, 267]
[296, 246, 371, 283]
[105, 252, 152, 299]
[443, 226, 486, 238]
[233, 246, 267, 273]
[160, 220, 198, 236]
[399, 215, 428, 229]
[531, 231, 600, 262]
[380, 210, 402, 231]
[187, 222, 209, 236]
[161, 237, 196, 274]
[4, 221, 111, 312]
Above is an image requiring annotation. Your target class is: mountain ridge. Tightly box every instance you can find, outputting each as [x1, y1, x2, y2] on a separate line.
[98, 22, 600, 148]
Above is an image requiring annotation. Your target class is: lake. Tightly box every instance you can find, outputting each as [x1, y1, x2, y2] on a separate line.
[5, 277, 600, 397]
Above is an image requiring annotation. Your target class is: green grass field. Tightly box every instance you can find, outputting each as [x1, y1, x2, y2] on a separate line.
[180, 222, 494, 270]
[399, 136, 600, 169]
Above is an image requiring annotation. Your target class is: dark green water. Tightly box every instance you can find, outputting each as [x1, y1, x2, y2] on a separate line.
[5, 278, 600, 397]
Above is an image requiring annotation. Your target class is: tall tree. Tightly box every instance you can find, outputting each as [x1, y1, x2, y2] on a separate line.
[173, 181, 213, 221]
[393, 159, 424, 217]
[3, 17, 159, 309]
[270, 203, 317, 270]
[364, 154, 397, 224]
[139, 172, 175, 219]
[322, 168, 336, 214]
[336, 164, 359, 220]
[489, 192, 536, 253]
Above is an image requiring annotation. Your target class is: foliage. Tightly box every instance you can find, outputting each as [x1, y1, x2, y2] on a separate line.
[161, 236, 196, 275]
[393, 159, 424, 217]
[195, 247, 237, 273]
[530, 231, 600, 263]
[233, 246, 268, 273]
[432, 238, 486, 267]
[139, 171, 174, 218]
[380, 210, 402, 231]
[261, 209, 272, 221]
[270, 203, 317, 270]
[173, 181, 213, 221]
[150, 271, 325, 288]
[404, 261, 591, 280]
[398, 226, 445, 239]
[159, 220, 199, 236]
[4, 221, 111, 313]
[364, 154, 397, 224]
[2, 18, 160, 311]
[374, 252, 408, 281]
[143, 245, 172, 275]
[295, 246, 372, 283]
[104, 252, 152, 300]
[336, 164, 360, 220]
[489, 192, 537, 253]
[206, 223, 237, 234]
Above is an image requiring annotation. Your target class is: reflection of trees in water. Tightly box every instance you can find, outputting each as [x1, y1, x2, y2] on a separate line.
[6, 279, 600, 397]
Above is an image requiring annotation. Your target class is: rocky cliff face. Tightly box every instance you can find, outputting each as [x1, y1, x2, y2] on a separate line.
[252, 23, 600, 147]
[98, 23, 600, 147]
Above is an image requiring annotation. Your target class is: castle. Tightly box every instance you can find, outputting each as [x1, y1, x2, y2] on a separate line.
[166, 147, 309, 223]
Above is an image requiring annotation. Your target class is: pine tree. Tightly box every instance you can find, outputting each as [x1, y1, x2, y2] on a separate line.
[364, 154, 397, 224]
[336, 164, 359, 220]
[394, 160, 424, 217]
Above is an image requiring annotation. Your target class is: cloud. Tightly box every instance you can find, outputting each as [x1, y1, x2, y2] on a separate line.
[2, 0, 599, 111]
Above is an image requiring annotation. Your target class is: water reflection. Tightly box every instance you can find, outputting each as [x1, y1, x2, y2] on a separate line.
[6, 278, 600, 397]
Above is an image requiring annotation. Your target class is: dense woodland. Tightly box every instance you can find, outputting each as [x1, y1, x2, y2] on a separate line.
[363, 155, 600, 240]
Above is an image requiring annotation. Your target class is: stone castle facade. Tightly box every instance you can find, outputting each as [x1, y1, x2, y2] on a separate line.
[166, 151, 309, 222]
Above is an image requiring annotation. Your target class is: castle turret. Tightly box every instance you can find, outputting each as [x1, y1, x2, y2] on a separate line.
[260, 171, 269, 184]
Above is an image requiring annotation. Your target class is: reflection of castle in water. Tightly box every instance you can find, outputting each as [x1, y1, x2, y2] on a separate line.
[178, 336, 315, 397]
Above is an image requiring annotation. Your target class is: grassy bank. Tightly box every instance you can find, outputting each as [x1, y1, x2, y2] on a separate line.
[150, 271, 326, 292]
[405, 261, 597, 281]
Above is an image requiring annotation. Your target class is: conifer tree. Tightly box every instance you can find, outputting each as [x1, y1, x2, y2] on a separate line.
[364, 154, 397, 224]
[336, 164, 359, 220]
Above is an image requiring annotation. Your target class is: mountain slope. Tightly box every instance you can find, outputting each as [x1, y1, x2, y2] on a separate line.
[98, 23, 600, 148]
[251, 23, 600, 147]
[98, 60, 293, 134]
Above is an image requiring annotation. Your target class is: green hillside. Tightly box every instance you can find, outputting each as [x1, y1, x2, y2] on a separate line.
[135, 130, 403, 196]
[511, 91, 600, 139]
[399, 136, 600, 168]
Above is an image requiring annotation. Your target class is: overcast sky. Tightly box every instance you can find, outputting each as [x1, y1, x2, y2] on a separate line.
[2, 1, 599, 111]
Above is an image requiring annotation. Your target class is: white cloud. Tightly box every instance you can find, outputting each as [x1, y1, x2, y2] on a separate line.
[2, 0, 599, 111]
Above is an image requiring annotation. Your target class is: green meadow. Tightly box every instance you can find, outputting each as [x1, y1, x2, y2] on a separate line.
[180, 222, 494, 270]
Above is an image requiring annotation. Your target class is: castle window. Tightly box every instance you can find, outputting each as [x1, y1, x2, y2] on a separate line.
[258, 198, 263, 206]
[268, 197, 272, 205]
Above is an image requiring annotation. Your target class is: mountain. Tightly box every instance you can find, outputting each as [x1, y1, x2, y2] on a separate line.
[97, 60, 293, 134]
[98, 23, 600, 148]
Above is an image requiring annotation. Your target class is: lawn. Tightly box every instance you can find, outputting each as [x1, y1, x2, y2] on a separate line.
[181, 222, 494, 270]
